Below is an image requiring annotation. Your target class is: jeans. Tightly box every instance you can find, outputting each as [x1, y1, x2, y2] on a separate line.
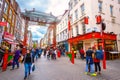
[24, 63, 32, 77]
[80, 54, 84, 60]
[12, 59, 19, 69]
[94, 62, 101, 72]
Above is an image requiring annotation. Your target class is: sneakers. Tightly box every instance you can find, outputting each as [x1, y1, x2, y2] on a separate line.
[24, 76, 27, 80]
[29, 72, 30, 75]
[90, 73, 97, 76]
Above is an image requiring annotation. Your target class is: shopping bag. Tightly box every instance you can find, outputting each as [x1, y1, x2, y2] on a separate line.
[85, 64, 95, 73]
[32, 64, 35, 72]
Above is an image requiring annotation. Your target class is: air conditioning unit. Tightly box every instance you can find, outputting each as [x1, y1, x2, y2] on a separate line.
[111, 18, 115, 23]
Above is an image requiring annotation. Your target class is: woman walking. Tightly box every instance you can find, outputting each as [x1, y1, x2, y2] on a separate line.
[24, 49, 33, 80]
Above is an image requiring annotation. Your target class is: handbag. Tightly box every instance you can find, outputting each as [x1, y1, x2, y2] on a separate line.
[32, 64, 35, 72]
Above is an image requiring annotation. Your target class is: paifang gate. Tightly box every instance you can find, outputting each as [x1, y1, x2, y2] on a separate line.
[21, 9, 59, 47]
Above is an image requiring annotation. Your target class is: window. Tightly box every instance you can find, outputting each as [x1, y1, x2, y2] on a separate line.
[4, 3, 8, 14]
[76, 25, 79, 36]
[110, 5, 113, 16]
[82, 23, 86, 34]
[98, 1, 102, 12]
[11, 0, 14, 5]
[81, 4, 85, 15]
[12, 15, 14, 23]
[70, 14, 73, 23]
[9, 9, 12, 19]
[118, 0, 120, 4]
[7, 23, 10, 32]
[72, 28, 73, 37]
[69, 2, 73, 10]
[74, 0, 78, 6]
[75, 9, 78, 20]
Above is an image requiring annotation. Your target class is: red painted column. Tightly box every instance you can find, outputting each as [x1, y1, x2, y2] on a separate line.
[71, 50, 74, 64]
[2, 50, 8, 71]
[102, 32, 106, 69]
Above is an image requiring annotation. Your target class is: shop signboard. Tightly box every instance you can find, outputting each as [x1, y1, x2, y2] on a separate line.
[3, 32, 14, 42]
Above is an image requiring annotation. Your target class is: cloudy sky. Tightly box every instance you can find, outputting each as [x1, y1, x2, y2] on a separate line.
[16, 0, 69, 41]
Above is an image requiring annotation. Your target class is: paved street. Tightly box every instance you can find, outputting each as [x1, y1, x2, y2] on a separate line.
[0, 56, 120, 80]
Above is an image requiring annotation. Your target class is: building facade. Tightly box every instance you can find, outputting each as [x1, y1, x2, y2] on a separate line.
[56, 10, 69, 51]
[14, 2, 22, 43]
[0, 0, 5, 21]
[68, 0, 120, 54]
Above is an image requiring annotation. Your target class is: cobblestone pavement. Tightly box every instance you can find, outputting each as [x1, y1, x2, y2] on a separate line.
[0, 56, 120, 80]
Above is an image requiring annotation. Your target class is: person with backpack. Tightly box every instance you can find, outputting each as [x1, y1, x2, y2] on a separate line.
[93, 47, 103, 75]
[24, 49, 33, 80]
[85, 47, 97, 76]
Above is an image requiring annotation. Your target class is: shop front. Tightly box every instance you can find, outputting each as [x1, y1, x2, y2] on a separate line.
[58, 40, 68, 52]
[68, 32, 118, 60]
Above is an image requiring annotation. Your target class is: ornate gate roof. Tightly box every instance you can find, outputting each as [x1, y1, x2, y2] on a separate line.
[21, 9, 58, 24]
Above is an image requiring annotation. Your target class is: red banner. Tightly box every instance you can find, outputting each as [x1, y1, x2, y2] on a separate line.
[0, 22, 7, 26]
[68, 20, 71, 31]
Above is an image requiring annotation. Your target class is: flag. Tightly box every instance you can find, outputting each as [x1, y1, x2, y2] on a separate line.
[68, 20, 71, 31]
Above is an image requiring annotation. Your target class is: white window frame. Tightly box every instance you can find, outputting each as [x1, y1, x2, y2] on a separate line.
[81, 4, 85, 15]
[98, 1, 102, 12]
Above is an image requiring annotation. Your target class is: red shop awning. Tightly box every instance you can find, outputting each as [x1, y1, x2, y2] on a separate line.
[68, 32, 117, 43]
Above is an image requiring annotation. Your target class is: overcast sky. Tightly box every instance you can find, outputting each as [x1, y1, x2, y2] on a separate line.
[16, 0, 69, 41]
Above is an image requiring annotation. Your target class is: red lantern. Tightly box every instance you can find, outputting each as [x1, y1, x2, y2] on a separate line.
[84, 17, 88, 24]
[96, 15, 101, 24]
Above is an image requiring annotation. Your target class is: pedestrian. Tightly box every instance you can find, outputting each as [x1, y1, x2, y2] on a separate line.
[0, 46, 5, 67]
[85, 47, 95, 75]
[93, 48, 101, 75]
[31, 48, 35, 63]
[24, 49, 33, 80]
[79, 47, 85, 60]
[11, 46, 21, 70]
[44, 49, 46, 57]
[35, 48, 39, 60]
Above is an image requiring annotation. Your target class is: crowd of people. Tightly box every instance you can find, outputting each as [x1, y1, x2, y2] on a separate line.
[78, 47, 103, 76]
[0, 44, 103, 79]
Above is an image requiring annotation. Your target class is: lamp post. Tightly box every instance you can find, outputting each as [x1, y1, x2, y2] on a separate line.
[96, 15, 106, 69]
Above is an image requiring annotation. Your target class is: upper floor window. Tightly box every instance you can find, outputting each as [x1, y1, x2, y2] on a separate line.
[70, 14, 73, 23]
[12, 15, 15, 23]
[81, 4, 85, 15]
[82, 23, 86, 34]
[110, 5, 113, 16]
[98, 1, 102, 12]
[69, 2, 73, 10]
[75, 9, 78, 20]
[7, 22, 10, 32]
[74, 0, 78, 6]
[118, 0, 120, 4]
[4, 3, 8, 14]
[76, 25, 79, 36]
[9, 9, 12, 19]
[11, 0, 14, 5]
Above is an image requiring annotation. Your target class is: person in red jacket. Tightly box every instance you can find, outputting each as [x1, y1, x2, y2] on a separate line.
[79, 48, 85, 60]
[93, 48, 101, 75]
